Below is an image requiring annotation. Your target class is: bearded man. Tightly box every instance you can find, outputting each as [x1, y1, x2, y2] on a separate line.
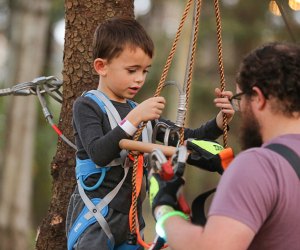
[149, 42, 300, 250]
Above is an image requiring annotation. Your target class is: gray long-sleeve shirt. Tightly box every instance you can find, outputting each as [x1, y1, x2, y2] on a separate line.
[72, 95, 224, 213]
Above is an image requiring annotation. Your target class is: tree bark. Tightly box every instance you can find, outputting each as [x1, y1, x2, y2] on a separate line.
[35, 1, 134, 249]
[0, 1, 51, 250]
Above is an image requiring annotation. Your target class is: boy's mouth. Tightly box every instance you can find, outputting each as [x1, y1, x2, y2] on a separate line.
[130, 86, 140, 90]
[129, 86, 140, 94]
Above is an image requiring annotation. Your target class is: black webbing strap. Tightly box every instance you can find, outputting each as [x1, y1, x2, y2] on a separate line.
[191, 188, 216, 226]
[265, 143, 300, 179]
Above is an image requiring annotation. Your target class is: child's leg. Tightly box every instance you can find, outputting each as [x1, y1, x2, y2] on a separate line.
[66, 192, 145, 250]
[66, 192, 84, 236]
[74, 208, 130, 250]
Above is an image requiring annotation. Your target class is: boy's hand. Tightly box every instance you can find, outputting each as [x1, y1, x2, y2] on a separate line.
[214, 88, 235, 129]
[126, 96, 166, 126]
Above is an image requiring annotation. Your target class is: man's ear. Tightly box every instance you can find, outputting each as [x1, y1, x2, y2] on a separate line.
[94, 58, 107, 76]
[252, 86, 266, 110]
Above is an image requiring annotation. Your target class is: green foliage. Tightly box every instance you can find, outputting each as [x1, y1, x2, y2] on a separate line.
[50, 0, 65, 23]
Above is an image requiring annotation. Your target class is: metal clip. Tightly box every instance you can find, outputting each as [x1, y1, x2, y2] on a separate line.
[150, 149, 174, 181]
[152, 121, 180, 147]
[171, 145, 188, 177]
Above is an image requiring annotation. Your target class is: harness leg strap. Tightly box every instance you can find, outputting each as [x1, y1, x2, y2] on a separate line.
[78, 181, 115, 247]
[77, 165, 130, 249]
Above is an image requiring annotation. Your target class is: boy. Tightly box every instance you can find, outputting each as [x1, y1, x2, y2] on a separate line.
[66, 17, 234, 250]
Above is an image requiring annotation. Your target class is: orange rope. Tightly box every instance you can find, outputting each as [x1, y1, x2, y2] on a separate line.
[128, 0, 229, 248]
[129, 0, 202, 248]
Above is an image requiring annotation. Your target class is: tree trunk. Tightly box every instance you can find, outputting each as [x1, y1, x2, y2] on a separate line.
[35, 1, 134, 249]
[0, 1, 51, 250]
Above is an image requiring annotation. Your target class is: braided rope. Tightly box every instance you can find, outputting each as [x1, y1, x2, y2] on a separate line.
[130, 0, 195, 236]
[214, 0, 228, 148]
[130, 0, 228, 238]
[179, 0, 202, 145]
[154, 0, 194, 97]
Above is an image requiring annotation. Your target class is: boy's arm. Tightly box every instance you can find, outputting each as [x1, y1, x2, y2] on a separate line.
[154, 117, 223, 145]
[184, 118, 224, 141]
[152, 88, 234, 144]
[74, 96, 166, 166]
[73, 97, 129, 166]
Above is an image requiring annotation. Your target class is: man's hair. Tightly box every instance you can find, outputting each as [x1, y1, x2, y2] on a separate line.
[92, 17, 154, 62]
[236, 42, 300, 115]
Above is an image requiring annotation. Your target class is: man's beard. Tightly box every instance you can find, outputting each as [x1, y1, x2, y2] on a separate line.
[239, 105, 263, 150]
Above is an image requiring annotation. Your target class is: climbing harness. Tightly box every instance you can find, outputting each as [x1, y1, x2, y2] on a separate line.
[0, 76, 76, 150]
[67, 90, 152, 250]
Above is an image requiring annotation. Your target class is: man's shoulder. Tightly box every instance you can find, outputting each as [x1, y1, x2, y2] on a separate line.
[233, 147, 270, 163]
[229, 137, 300, 179]
[264, 134, 300, 155]
[225, 147, 277, 179]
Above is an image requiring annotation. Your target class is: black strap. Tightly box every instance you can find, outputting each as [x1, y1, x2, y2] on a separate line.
[191, 188, 216, 226]
[265, 143, 300, 179]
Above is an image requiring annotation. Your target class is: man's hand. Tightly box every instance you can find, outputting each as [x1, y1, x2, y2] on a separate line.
[149, 173, 185, 216]
[186, 139, 234, 174]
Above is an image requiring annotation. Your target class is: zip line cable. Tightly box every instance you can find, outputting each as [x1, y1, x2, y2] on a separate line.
[0, 76, 77, 150]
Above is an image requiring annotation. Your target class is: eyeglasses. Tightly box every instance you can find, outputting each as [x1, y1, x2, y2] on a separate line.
[229, 92, 246, 111]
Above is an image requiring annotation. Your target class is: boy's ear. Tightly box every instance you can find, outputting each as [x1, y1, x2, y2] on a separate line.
[94, 58, 108, 76]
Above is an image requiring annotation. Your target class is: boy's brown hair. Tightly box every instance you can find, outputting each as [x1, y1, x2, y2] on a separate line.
[92, 17, 154, 62]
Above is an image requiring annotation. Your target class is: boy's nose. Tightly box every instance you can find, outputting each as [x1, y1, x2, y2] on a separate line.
[135, 74, 145, 84]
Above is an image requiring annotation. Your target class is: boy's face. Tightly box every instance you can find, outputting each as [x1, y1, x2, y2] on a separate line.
[96, 46, 152, 102]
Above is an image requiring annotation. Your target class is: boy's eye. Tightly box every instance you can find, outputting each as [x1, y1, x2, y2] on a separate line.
[127, 68, 150, 74]
[127, 69, 137, 74]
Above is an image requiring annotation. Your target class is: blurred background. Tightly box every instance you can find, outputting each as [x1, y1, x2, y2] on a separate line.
[0, 0, 299, 249]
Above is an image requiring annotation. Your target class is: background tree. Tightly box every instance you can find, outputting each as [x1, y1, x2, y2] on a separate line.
[0, 0, 51, 249]
[35, 0, 135, 249]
